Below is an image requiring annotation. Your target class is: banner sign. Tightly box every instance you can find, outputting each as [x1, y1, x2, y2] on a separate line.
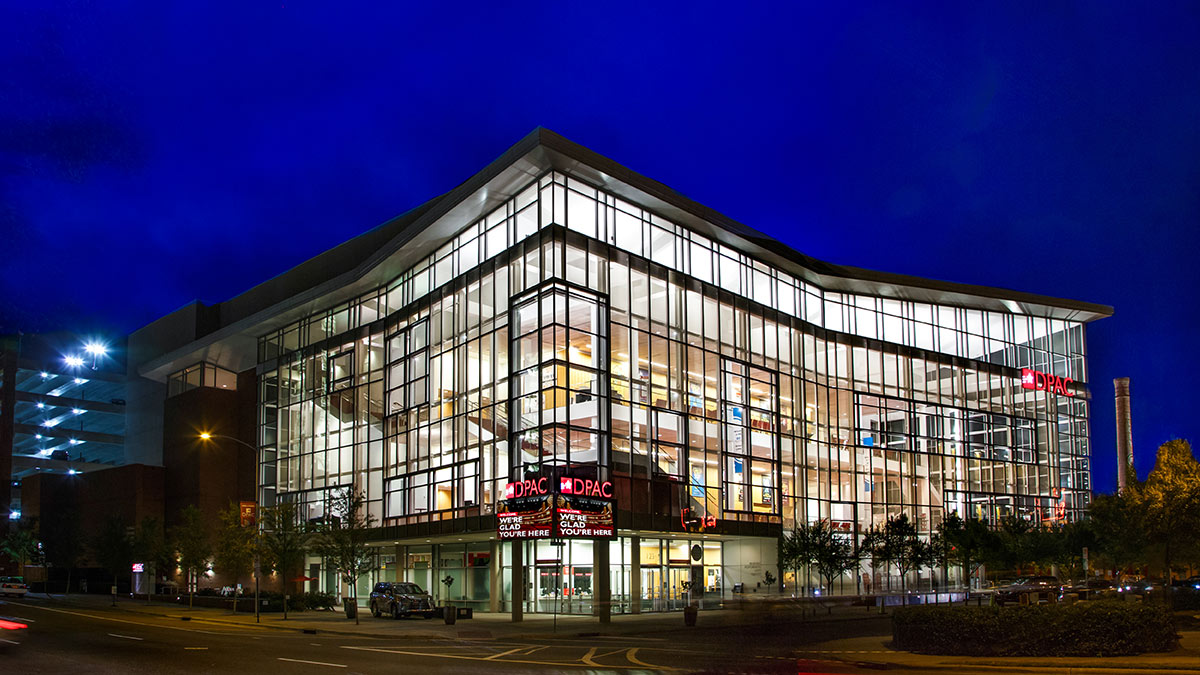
[554, 493, 614, 538]
[239, 501, 257, 527]
[497, 492, 554, 539]
[498, 471, 614, 540]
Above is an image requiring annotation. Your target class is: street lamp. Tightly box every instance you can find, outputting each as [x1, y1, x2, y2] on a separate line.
[198, 432, 261, 622]
[83, 342, 107, 369]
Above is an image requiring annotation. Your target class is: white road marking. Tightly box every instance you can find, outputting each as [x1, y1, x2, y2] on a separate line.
[0, 638, 19, 645]
[278, 657, 347, 668]
[109, 633, 143, 641]
[8, 616, 35, 622]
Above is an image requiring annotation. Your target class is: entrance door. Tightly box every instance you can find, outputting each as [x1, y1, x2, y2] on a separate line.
[641, 567, 663, 612]
[534, 564, 563, 614]
[668, 566, 692, 611]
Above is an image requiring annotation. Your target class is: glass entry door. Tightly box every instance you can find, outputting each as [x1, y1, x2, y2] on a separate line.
[641, 567, 665, 612]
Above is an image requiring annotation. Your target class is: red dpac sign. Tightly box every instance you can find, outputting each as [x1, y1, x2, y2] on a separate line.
[1021, 368, 1074, 397]
[558, 476, 613, 498]
[504, 477, 549, 499]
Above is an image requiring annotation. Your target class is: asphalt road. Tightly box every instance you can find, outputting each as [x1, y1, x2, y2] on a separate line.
[0, 596, 906, 674]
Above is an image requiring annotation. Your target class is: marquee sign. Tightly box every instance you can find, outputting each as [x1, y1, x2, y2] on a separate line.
[1020, 368, 1074, 397]
[498, 473, 614, 540]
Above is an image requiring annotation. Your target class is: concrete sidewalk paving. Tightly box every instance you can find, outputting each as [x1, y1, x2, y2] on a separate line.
[796, 632, 1200, 674]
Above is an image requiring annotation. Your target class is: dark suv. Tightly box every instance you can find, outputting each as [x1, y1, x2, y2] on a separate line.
[369, 582, 438, 619]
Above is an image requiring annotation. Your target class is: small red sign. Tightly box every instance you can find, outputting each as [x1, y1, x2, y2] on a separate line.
[1020, 368, 1074, 397]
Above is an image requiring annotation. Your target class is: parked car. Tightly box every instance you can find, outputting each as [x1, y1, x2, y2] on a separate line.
[994, 576, 1062, 605]
[1169, 576, 1200, 591]
[1069, 577, 1116, 599]
[0, 577, 28, 598]
[369, 582, 438, 619]
[1119, 578, 1161, 595]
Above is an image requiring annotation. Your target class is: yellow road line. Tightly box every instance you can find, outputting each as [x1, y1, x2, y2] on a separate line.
[341, 644, 667, 670]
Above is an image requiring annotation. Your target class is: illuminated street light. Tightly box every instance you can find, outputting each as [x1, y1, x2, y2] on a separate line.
[64, 355, 84, 368]
[84, 341, 107, 369]
[197, 432, 256, 450]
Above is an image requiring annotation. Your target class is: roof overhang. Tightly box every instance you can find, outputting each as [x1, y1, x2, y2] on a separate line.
[134, 128, 1112, 381]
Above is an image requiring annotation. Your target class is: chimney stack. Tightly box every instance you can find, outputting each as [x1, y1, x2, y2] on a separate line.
[1114, 377, 1133, 492]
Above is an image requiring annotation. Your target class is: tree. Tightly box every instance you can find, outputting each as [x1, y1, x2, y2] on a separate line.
[863, 514, 929, 592]
[988, 515, 1037, 575]
[259, 501, 312, 621]
[313, 488, 377, 625]
[90, 515, 133, 602]
[1, 518, 40, 575]
[811, 525, 860, 599]
[781, 524, 823, 595]
[937, 513, 994, 589]
[171, 505, 211, 609]
[928, 528, 953, 589]
[1089, 483, 1149, 575]
[1138, 439, 1200, 587]
[861, 525, 893, 591]
[213, 502, 255, 614]
[132, 517, 170, 603]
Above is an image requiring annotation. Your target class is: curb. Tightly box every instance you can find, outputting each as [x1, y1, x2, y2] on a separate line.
[889, 664, 1200, 675]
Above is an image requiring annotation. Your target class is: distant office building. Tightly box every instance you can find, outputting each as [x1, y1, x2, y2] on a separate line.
[1, 332, 126, 520]
[129, 129, 1111, 615]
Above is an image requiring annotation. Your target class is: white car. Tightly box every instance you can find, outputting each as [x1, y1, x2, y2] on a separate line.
[0, 576, 29, 598]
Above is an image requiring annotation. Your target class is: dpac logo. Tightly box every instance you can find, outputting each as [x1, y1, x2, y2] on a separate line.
[504, 477, 549, 499]
[1021, 368, 1074, 397]
[559, 476, 613, 498]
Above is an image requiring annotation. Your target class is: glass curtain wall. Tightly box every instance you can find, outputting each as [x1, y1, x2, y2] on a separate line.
[256, 169, 1092, 601]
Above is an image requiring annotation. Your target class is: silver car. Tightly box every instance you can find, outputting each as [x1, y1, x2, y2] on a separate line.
[369, 582, 438, 619]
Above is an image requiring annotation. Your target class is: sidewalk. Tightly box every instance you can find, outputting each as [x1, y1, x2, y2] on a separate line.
[795, 631, 1200, 674]
[19, 592, 889, 641]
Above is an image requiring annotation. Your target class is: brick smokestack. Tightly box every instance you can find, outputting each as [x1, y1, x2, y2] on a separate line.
[1114, 377, 1134, 492]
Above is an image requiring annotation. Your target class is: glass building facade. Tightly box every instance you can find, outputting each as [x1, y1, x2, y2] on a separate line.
[245, 165, 1098, 611]
[140, 131, 1107, 615]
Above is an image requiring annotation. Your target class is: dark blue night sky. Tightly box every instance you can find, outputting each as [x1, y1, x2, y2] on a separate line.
[3, 2, 1198, 493]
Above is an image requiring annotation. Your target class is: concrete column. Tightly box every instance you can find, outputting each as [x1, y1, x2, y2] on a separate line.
[489, 539, 501, 613]
[511, 540, 523, 622]
[630, 535, 642, 614]
[431, 544, 440, 604]
[595, 539, 611, 623]
[396, 545, 407, 582]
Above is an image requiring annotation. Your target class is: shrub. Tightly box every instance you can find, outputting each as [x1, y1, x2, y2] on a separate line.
[302, 591, 337, 611]
[892, 600, 1178, 656]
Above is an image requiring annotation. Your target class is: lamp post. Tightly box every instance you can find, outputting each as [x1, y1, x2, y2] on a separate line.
[199, 432, 261, 623]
